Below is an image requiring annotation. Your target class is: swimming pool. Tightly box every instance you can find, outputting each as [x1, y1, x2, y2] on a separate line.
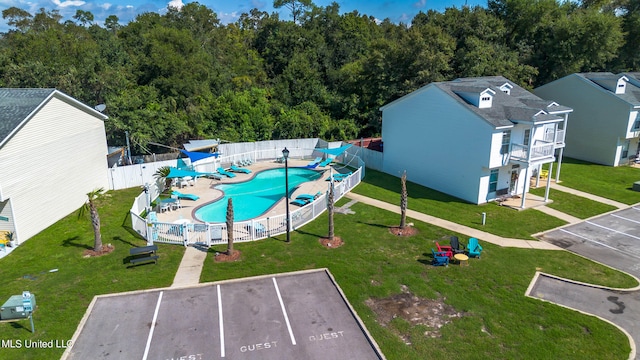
[194, 167, 323, 223]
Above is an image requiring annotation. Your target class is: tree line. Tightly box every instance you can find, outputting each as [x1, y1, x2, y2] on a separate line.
[0, 0, 637, 154]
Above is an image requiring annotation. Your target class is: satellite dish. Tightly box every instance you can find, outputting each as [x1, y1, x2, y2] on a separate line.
[95, 104, 106, 112]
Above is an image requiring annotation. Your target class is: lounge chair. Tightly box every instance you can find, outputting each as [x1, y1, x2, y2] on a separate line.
[307, 157, 322, 166]
[304, 163, 319, 169]
[449, 236, 466, 254]
[172, 191, 200, 201]
[291, 198, 311, 207]
[318, 158, 333, 167]
[275, 156, 285, 163]
[230, 165, 252, 174]
[467, 238, 483, 258]
[325, 173, 350, 181]
[295, 191, 322, 201]
[431, 249, 449, 267]
[217, 167, 236, 178]
[206, 173, 222, 180]
[436, 242, 454, 259]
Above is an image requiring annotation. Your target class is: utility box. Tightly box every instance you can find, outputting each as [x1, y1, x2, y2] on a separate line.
[1, 294, 36, 320]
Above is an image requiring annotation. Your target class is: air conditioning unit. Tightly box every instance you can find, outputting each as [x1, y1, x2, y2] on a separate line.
[0, 293, 36, 320]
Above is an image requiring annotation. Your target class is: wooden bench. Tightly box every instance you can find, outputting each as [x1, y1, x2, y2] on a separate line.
[129, 245, 158, 265]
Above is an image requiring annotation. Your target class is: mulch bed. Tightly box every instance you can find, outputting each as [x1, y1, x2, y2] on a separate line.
[83, 244, 115, 257]
[388, 226, 419, 237]
[215, 249, 241, 262]
[319, 236, 344, 248]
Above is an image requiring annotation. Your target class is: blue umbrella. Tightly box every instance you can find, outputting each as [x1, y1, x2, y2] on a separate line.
[166, 167, 208, 179]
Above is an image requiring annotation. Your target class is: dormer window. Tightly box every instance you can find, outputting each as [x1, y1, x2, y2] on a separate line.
[499, 82, 513, 95]
[615, 76, 628, 94]
[478, 89, 495, 109]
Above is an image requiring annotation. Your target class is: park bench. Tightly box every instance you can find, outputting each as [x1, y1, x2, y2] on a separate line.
[129, 245, 159, 265]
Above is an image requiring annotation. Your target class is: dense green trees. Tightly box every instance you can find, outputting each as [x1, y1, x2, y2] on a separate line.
[0, 1, 636, 153]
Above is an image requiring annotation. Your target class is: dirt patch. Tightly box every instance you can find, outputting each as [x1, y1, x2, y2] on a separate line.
[388, 226, 419, 237]
[365, 285, 464, 342]
[319, 236, 344, 248]
[215, 250, 241, 262]
[83, 244, 115, 258]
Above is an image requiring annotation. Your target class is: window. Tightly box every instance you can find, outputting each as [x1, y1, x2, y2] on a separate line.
[481, 96, 491, 101]
[523, 129, 531, 146]
[488, 169, 499, 193]
[633, 114, 640, 130]
[500, 130, 511, 154]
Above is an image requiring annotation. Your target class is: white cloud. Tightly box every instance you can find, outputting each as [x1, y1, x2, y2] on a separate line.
[167, 0, 183, 10]
[52, 0, 86, 8]
[217, 11, 240, 24]
[100, 2, 112, 10]
[413, 0, 427, 9]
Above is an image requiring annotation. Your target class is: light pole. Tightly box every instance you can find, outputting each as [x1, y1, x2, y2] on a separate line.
[282, 147, 290, 243]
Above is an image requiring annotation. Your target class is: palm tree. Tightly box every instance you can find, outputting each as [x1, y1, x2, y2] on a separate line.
[328, 182, 335, 241]
[226, 198, 234, 255]
[400, 171, 407, 230]
[154, 166, 172, 193]
[83, 188, 107, 252]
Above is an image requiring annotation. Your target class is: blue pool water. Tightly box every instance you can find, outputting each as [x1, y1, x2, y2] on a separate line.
[194, 168, 323, 223]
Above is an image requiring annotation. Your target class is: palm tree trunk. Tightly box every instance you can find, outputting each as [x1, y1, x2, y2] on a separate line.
[328, 184, 334, 240]
[90, 205, 102, 252]
[400, 171, 407, 229]
[226, 198, 234, 254]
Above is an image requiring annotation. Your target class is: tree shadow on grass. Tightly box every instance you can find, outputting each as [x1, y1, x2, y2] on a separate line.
[61, 236, 91, 250]
[112, 235, 138, 248]
[358, 221, 394, 229]
[293, 229, 325, 238]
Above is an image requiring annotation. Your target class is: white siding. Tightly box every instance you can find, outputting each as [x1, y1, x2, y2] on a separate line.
[382, 86, 494, 204]
[0, 96, 108, 243]
[535, 74, 630, 166]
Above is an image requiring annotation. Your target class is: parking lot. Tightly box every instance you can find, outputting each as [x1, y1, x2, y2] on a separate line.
[538, 206, 640, 278]
[62, 269, 384, 360]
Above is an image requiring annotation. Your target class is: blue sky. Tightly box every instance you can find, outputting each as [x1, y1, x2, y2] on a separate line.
[0, 0, 485, 31]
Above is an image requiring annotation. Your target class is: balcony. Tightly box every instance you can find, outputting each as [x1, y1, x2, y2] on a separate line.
[510, 143, 555, 163]
[543, 129, 565, 146]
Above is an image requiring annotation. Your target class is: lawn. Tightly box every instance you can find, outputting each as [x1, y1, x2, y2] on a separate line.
[530, 187, 618, 219]
[201, 202, 636, 360]
[545, 158, 640, 205]
[0, 188, 185, 360]
[0, 170, 637, 360]
[352, 169, 567, 239]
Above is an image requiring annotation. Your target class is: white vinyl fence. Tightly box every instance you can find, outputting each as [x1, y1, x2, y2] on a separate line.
[128, 140, 365, 247]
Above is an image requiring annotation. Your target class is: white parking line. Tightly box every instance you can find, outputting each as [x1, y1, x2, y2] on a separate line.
[142, 291, 163, 360]
[217, 285, 225, 358]
[272, 277, 297, 345]
[561, 227, 640, 261]
[611, 213, 640, 225]
[586, 220, 640, 241]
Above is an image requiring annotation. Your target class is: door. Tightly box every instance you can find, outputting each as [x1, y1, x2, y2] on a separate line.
[509, 170, 519, 194]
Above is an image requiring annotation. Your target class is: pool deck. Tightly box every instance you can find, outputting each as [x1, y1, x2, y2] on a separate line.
[155, 159, 338, 224]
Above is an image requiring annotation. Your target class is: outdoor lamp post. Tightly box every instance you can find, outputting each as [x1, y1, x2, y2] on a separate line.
[282, 147, 291, 243]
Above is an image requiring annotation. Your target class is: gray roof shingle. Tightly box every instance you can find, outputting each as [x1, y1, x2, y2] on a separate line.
[0, 88, 56, 145]
[433, 76, 569, 128]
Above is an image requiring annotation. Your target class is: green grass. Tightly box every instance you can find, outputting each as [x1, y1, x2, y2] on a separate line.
[546, 158, 640, 205]
[530, 187, 618, 219]
[352, 169, 567, 239]
[0, 188, 185, 360]
[201, 203, 636, 360]
[1, 159, 639, 359]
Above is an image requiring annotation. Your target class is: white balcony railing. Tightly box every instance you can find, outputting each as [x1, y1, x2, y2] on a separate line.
[510, 143, 555, 163]
[543, 129, 565, 145]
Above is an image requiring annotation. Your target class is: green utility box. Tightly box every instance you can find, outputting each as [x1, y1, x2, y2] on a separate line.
[1, 293, 36, 320]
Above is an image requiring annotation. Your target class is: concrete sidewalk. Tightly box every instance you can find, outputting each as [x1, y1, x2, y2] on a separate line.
[171, 245, 208, 288]
[552, 183, 628, 209]
[345, 192, 562, 250]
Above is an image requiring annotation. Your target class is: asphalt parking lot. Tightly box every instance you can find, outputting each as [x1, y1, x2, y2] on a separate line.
[62, 269, 384, 360]
[538, 206, 640, 279]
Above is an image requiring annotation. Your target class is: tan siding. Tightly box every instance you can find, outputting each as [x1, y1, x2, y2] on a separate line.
[0, 96, 108, 242]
